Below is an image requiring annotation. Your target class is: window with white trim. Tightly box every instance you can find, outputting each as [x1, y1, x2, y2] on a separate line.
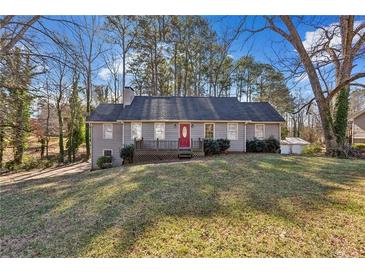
[103, 124, 113, 139]
[131, 122, 142, 140]
[227, 123, 238, 140]
[255, 124, 265, 139]
[204, 123, 214, 139]
[103, 149, 112, 157]
[154, 123, 165, 140]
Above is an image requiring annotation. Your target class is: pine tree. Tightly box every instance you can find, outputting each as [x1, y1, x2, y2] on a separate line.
[66, 71, 84, 163]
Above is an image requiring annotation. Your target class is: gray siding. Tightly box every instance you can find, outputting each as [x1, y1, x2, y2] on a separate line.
[246, 124, 255, 141]
[124, 122, 132, 145]
[230, 123, 245, 152]
[265, 124, 280, 139]
[166, 122, 179, 140]
[215, 123, 226, 139]
[246, 123, 280, 141]
[91, 123, 123, 169]
[191, 123, 204, 139]
[124, 122, 180, 143]
[214, 122, 245, 152]
[142, 122, 154, 140]
[123, 121, 247, 152]
[353, 112, 365, 142]
[354, 112, 365, 130]
[198, 122, 245, 152]
[91, 121, 281, 166]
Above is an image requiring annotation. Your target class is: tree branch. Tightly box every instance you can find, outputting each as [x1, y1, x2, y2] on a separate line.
[292, 97, 315, 115]
[328, 72, 365, 100]
[0, 16, 41, 55]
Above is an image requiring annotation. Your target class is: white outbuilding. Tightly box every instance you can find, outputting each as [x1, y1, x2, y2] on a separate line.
[280, 137, 310, 155]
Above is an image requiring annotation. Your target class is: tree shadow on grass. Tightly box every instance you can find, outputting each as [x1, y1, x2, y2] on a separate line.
[1, 154, 364, 257]
[244, 156, 365, 233]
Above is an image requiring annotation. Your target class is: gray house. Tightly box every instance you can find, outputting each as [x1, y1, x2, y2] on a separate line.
[87, 88, 285, 169]
[349, 109, 365, 144]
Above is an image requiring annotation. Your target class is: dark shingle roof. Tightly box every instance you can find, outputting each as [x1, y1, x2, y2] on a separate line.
[87, 104, 123, 122]
[87, 96, 285, 122]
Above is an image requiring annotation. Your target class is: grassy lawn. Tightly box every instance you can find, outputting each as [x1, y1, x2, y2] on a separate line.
[1, 154, 364, 257]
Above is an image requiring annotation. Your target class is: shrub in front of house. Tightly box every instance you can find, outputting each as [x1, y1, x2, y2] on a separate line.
[204, 139, 220, 155]
[204, 139, 230, 155]
[246, 137, 280, 153]
[120, 144, 134, 164]
[96, 156, 113, 169]
[265, 137, 280, 153]
[217, 139, 231, 153]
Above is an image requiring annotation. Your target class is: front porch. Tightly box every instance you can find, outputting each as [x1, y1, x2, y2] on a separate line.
[132, 138, 205, 163]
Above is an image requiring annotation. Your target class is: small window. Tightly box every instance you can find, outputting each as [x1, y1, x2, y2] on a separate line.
[255, 124, 265, 139]
[103, 149, 112, 157]
[227, 123, 238, 140]
[131, 122, 142, 140]
[103, 124, 113, 139]
[154, 123, 165, 140]
[204, 123, 215, 139]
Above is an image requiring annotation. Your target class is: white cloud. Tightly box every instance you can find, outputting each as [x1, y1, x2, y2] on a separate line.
[302, 20, 364, 63]
[97, 57, 123, 81]
[98, 67, 112, 81]
[97, 51, 141, 81]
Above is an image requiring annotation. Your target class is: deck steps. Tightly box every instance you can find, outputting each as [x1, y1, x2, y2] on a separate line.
[178, 148, 193, 159]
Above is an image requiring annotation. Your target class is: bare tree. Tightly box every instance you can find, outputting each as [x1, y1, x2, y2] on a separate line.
[103, 51, 121, 102]
[250, 16, 365, 154]
[106, 16, 137, 103]
[0, 16, 41, 56]
[48, 48, 70, 163]
[72, 16, 104, 160]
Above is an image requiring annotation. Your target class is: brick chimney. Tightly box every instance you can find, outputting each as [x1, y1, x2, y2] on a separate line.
[123, 86, 135, 107]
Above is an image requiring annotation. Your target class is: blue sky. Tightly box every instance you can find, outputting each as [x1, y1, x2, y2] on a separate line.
[205, 16, 365, 97]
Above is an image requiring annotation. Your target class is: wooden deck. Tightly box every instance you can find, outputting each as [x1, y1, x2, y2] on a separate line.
[132, 138, 204, 163]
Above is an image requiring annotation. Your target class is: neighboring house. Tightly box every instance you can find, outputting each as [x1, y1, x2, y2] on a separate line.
[86, 87, 285, 169]
[349, 109, 365, 144]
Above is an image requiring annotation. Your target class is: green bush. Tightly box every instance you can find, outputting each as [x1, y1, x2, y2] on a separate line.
[204, 139, 220, 155]
[4, 158, 54, 172]
[120, 144, 134, 164]
[21, 158, 54, 170]
[216, 139, 231, 153]
[5, 160, 16, 171]
[303, 143, 322, 156]
[96, 156, 112, 169]
[246, 137, 280, 153]
[352, 143, 365, 151]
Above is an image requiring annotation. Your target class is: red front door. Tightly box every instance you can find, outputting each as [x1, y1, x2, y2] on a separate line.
[179, 124, 190, 148]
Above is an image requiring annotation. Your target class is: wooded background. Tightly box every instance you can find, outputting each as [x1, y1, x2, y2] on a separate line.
[0, 16, 364, 168]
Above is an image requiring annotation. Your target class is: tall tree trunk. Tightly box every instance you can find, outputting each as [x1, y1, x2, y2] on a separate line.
[13, 90, 25, 165]
[0, 127, 4, 168]
[56, 99, 64, 163]
[154, 38, 158, 95]
[280, 16, 338, 154]
[85, 67, 91, 160]
[174, 43, 177, 96]
[45, 92, 50, 158]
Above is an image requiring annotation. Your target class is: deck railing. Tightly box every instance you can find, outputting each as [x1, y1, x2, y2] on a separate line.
[134, 138, 204, 152]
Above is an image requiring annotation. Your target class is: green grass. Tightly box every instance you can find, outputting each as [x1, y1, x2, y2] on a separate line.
[1, 154, 365, 257]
